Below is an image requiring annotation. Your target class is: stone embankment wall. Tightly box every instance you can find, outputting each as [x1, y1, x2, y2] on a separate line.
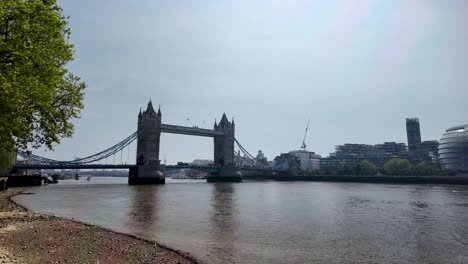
[243, 175, 468, 185]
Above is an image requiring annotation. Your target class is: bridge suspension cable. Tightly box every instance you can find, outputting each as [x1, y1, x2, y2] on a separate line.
[17, 131, 140, 165]
[234, 138, 269, 168]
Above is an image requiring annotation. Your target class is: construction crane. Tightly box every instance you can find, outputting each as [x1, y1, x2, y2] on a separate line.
[300, 120, 310, 151]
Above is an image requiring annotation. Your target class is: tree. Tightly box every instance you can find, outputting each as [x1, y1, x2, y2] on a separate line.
[383, 158, 411, 175]
[0, 0, 85, 153]
[412, 162, 436, 176]
[337, 165, 354, 175]
[357, 160, 378, 175]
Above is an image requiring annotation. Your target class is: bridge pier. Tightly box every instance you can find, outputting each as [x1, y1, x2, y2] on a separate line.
[128, 165, 165, 185]
[206, 166, 242, 182]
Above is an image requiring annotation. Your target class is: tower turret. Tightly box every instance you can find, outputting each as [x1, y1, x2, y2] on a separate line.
[132, 100, 165, 184]
[210, 112, 241, 182]
[218, 113, 230, 129]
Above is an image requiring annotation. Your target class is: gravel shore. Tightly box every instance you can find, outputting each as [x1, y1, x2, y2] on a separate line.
[0, 188, 199, 264]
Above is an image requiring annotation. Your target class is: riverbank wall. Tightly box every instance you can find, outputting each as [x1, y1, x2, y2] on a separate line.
[7, 175, 42, 187]
[243, 175, 468, 185]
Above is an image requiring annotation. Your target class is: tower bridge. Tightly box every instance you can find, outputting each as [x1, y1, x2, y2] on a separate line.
[14, 100, 294, 184]
[133, 100, 239, 184]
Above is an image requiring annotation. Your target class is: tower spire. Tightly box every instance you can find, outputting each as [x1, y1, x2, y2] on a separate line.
[146, 100, 155, 114]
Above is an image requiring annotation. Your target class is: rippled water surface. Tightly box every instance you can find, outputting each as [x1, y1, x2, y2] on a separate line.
[14, 178, 468, 264]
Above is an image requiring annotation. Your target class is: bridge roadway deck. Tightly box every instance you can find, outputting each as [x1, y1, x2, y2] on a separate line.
[14, 164, 287, 173]
[13, 164, 138, 170]
[160, 124, 224, 137]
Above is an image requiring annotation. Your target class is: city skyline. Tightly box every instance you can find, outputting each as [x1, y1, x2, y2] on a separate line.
[34, 0, 468, 164]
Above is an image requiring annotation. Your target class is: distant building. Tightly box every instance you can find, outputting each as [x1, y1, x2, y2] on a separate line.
[273, 150, 320, 170]
[320, 142, 408, 173]
[274, 153, 300, 170]
[289, 150, 320, 170]
[320, 118, 442, 174]
[190, 159, 213, 166]
[438, 124, 468, 174]
[335, 144, 374, 159]
[319, 157, 345, 174]
[255, 150, 268, 165]
[416, 140, 439, 162]
[320, 144, 374, 173]
[406, 118, 422, 152]
[370, 142, 407, 169]
[373, 142, 407, 156]
[235, 151, 257, 167]
[405, 118, 438, 163]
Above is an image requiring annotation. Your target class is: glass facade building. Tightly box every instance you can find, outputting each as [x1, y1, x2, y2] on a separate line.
[406, 118, 422, 152]
[319, 142, 408, 172]
[438, 124, 468, 173]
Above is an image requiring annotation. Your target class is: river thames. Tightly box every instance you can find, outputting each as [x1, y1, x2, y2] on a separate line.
[14, 178, 468, 264]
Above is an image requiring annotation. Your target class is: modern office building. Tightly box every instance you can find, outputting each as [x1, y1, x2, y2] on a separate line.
[417, 140, 439, 162]
[320, 142, 409, 173]
[405, 118, 439, 163]
[274, 150, 320, 170]
[289, 150, 320, 170]
[406, 118, 422, 152]
[334, 144, 374, 167]
[319, 156, 343, 174]
[371, 142, 408, 169]
[321, 144, 375, 173]
[438, 124, 468, 174]
[373, 142, 407, 156]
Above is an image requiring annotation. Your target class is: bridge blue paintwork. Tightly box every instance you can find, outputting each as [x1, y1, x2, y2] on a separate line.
[13, 164, 286, 173]
[160, 124, 224, 137]
[13, 164, 138, 170]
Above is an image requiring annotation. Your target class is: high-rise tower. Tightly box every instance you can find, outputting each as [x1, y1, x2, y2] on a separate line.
[406, 118, 422, 152]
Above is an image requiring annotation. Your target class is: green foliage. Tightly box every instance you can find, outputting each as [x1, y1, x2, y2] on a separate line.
[335, 160, 378, 176]
[357, 160, 378, 175]
[304, 169, 321, 175]
[337, 165, 354, 175]
[0, 0, 85, 152]
[383, 159, 437, 176]
[411, 162, 436, 176]
[383, 158, 412, 175]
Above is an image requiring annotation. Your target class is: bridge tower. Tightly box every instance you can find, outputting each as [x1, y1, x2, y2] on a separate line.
[129, 100, 166, 184]
[209, 114, 242, 182]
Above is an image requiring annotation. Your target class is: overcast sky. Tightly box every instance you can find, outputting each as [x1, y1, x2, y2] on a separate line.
[37, 0, 468, 164]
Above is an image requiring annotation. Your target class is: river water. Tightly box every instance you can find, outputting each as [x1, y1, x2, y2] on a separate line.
[14, 178, 468, 264]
